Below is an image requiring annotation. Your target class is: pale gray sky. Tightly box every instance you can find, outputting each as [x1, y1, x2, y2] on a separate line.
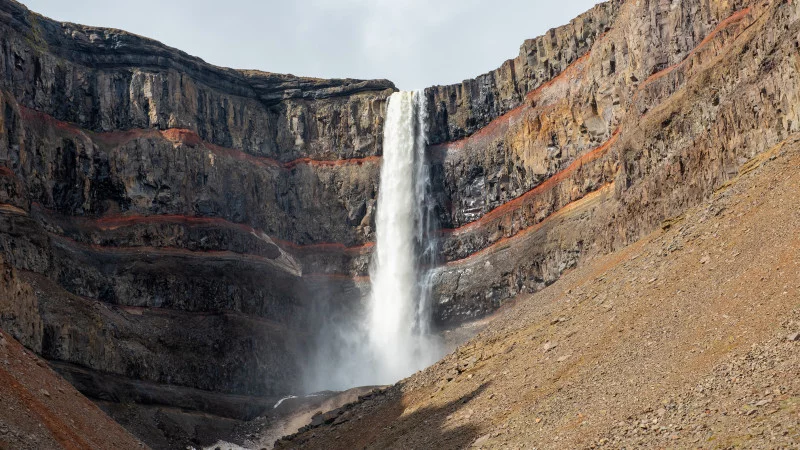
[21, 0, 604, 90]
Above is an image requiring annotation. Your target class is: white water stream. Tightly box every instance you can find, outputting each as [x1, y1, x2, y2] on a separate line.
[366, 90, 440, 384]
[303, 90, 441, 391]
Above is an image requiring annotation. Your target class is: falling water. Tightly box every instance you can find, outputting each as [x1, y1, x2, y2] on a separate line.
[366, 90, 440, 384]
[302, 90, 441, 392]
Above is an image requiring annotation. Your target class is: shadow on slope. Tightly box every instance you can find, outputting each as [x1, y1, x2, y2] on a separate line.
[272, 135, 800, 449]
[275, 383, 488, 449]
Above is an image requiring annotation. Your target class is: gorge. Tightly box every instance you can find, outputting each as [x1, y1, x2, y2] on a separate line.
[0, 0, 798, 448]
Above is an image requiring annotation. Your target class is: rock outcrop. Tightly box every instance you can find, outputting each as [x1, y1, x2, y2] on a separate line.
[425, 0, 622, 145]
[0, 0, 388, 433]
[0, 323, 145, 450]
[426, 0, 798, 325]
[2, 0, 800, 447]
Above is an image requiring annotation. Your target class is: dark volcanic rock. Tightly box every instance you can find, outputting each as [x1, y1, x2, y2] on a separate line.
[425, 0, 622, 145]
[3, 0, 800, 447]
[424, 0, 795, 325]
[0, 0, 394, 161]
[0, 0, 382, 429]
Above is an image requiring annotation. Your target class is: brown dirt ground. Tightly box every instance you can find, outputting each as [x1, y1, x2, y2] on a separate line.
[0, 329, 146, 450]
[276, 137, 800, 449]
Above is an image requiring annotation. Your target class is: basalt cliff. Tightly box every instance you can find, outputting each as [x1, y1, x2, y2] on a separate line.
[0, 0, 799, 448]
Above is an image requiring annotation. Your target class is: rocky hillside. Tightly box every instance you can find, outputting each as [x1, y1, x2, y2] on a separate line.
[277, 123, 800, 449]
[0, 323, 145, 449]
[1, 0, 799, 447]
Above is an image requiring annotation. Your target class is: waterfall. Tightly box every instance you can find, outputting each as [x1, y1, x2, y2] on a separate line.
[302, 90, 441, 392]
[366, 90, 440, 384]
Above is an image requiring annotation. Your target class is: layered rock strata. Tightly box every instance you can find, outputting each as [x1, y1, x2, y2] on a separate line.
[2, 0, 799, 446]
[427, 0, 795, 324]
[0, 0, 388, 424]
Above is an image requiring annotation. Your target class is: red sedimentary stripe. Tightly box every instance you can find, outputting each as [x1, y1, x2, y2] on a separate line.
[18, 106, 90, 137]
[445, 182, 615, 267]
[635, 7, 753, 100]
[92, 214, 376, 253]
[30, 203, 376, 255]
[443, 128, 620, 236]
[438, 103, 527, 152]
[273, 238, 375, 255]
[302, 273, 370, 283]
[283, 156, 382, 169]
[432, 50, 592, 153]
[0, 166, 17, 178]
[30, 203, 264, 236]
[17, 106, 381, 170]
[49, 233, 288, 267]
[93, 213, 261, 234]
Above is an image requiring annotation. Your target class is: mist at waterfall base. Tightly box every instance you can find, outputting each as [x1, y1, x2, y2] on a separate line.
[302, 91, 443, 392]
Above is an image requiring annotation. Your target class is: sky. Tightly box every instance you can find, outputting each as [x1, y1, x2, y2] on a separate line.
[22, 0, 604, 90]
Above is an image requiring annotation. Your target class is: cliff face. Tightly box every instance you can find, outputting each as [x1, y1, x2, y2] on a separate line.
[0, 0, 389, 417]
[426, 0, 795, 324]
[1, 0, 799, 445]
[425, 0, 621, 146]
[277, 128, 800, 450]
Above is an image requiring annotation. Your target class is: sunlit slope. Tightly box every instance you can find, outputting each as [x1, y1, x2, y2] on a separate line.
[277, 134, 800, 449]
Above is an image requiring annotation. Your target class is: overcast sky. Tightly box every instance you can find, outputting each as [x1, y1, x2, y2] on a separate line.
[22, 0, 603, 90]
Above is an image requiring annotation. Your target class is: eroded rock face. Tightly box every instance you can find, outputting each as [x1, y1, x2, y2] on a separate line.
[425, 0, 623, 145]
[426, 0, 800, 325]
[0, 0, 386, 423]
[2, 0, 800, 446]
[0, 0, 393, 161]
[0, 254, 41, 351]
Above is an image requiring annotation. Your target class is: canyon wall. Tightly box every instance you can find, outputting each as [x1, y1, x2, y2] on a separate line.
[0, 0, 390, 419]
[426, 0, 799, 324]
[2, 0, 799, 442]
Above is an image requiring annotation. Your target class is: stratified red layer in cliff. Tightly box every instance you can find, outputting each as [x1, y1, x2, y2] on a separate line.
[19, 106, 382, 170]
[431, 51, 594, 155]
[634, 6, 755, 104]
[444, 129, 620, 236]
[445, 182, 615, 267]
